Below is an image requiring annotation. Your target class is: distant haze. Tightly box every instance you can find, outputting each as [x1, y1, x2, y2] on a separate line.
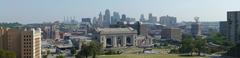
[1, 0, 240, 24]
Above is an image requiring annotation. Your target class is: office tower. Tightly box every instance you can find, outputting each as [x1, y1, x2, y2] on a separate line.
[227, 11, 240, 44]
[98, 12, 103, 27]
[159, 15, 177, 27]
[140, 14, 145, 22]
[191, 17, 201, 37]
[0, 28, 41, 58]
[149, 13, 153, 20]
[103, 9, 111, 27]
[148, 13, 157, 23]
[111, 12, 121, 24]
[121, 14, 127, 22]
[82, 18, 92, 23]
[161, 28, 182, 42]
[92, 17, 98, 27]
[219, 21, 228, 37]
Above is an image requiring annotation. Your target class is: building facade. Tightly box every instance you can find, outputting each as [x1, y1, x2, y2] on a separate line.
[94, 27, 138, 48]
[103, 9, 111, 27]
[227, 11, 240, 44]
[111, 12, 121, 25]
[219, 21, 228, 37]
[140, 14, 146, 22]
[161, 28, 182, 42]
[0, 27, 41, 58]
[82, 18, 92, 23]
[159, 15, 177, 27]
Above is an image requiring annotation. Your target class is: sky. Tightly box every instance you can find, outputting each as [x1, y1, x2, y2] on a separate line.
[0, 0, 240, 24]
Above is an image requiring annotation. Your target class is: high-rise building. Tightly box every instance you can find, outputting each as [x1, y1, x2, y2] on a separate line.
[140, 14, 145, 22]
[103, 9, 111, 27]
[219, 21, 228, 37]
[121, 14, 127, 22]
[92, 17, 98, 27]
[149, 13, 153, 20]
[82, 18, 91, 23]
[161, 28, 182, 42]
[227, 11, 240, 44]
[191, 17, 201, 37]
[0, 28, 41, 58]
[111, 12, 121, 24]
[98, 12, 103, 27]
[159, 15, 177, 27]
[148, 13, 157, 23]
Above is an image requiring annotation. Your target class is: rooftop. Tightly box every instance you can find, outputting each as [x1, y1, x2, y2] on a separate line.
[96, 27, 137, 35]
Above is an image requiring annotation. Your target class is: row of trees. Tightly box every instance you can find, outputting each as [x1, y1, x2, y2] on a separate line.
[177, 32, 235, 56]
[179, 36, 207, 56]
[207, 32, 234, 47]
[0, 49, 16, 58]
[0, 22, 22, 28]
[76, 41, 103, 58]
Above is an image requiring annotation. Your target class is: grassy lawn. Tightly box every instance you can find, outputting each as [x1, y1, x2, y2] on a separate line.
[98, 54, 206, 58]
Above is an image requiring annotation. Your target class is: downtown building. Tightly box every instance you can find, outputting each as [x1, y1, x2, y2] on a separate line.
[227, 11, 240, 44]
[219, 21, 228, 37]
[159, 15, 177, 27]
[0, 27, 41, 58]
[148, 13, 158, 23]
[161, 28, 182, 42]
[103, 9, 111, 27]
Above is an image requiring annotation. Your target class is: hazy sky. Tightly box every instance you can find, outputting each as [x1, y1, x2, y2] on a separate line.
[1, 0, 240, 24]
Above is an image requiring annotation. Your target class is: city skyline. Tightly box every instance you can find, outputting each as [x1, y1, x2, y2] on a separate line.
[1, 0, 240, 23]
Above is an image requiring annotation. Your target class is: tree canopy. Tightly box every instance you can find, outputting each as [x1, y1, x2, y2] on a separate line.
[0, 49, 16, 58]
[76, 41, 103, 58]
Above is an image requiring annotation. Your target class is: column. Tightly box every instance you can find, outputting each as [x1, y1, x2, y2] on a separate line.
[122, 36, 126, 47]
[132, 35, 136, 46]
[102, 36, 106, 48]
[112, 36, 117, 47]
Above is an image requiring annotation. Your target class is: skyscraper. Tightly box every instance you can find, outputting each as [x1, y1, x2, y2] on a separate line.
[227, 11, 240, 44]
[140, 14, 145, 22]
[159, 15, 177, 27]
[98, 12, 103, 27]
[111, 12, 121, 24]
[103, 9, 111, 27]
[148, 13, 157, 23]
[219, 21, 228, 37]
[92, 17, 98, 27]
[121, 14, 127, 22]
[0, 28, 41, 58]
[149, 13, 153, 20]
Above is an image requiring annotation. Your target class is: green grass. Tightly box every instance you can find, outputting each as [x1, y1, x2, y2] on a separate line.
[98, 54, 206, 58]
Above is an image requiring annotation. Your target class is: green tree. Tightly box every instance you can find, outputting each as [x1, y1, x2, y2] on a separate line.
[208, 32, 234, 46]
[195, 37, 207, 56]
[179, 36, 194, 54]
[76, 41, 103, 58]
[71, 48, 76, 55]
[0, 49, 16, 58]
[56, 55, 64, 58]
[0, 49, 6, 58]
[180, 36, 207, 56]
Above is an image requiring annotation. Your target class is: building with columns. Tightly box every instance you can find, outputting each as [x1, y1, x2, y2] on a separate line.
[94, 27, 138, 48]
